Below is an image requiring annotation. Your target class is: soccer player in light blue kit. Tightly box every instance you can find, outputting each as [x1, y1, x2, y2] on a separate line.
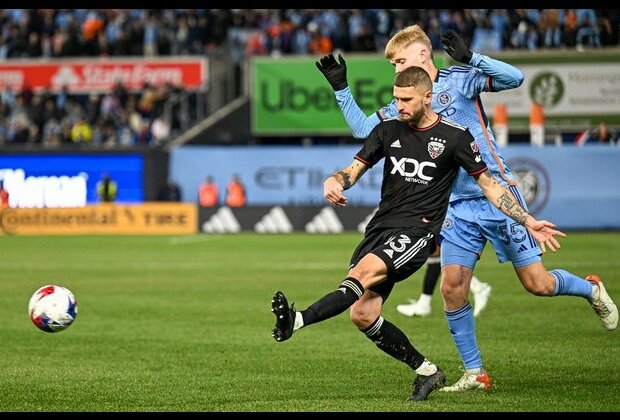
[315, 24, 618, 392]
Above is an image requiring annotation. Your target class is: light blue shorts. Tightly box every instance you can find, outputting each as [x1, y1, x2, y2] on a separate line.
[439, 187, 542, 269]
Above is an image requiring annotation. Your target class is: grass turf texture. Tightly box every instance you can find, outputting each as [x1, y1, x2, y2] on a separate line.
[0, 233, 618, 412]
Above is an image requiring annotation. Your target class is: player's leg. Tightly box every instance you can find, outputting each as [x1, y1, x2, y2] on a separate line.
[438, 244, 491, 392]
[350, 228, 445, 401]
[271, 253, 380, 342]
[352, 288, 445, 401]
[271, 228, 386, 342]
[437, 203, 492, 392]
[396, 246, 441, 317]
[513, 260, 618, 331]
[486, 186, 618, 331]
[272, 228, 425, 342]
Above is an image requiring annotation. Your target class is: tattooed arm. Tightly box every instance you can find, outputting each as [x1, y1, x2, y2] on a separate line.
[324, 159, 369, 207]
[475, 169, 566, 252]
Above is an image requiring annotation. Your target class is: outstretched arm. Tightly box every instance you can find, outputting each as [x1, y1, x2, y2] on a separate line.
[471, 53, 524, 90]
[316, 54, 383, 138]
[442, 30, 524, 91]
[474, 170, 566, 253]
[324, 159, 369, 207]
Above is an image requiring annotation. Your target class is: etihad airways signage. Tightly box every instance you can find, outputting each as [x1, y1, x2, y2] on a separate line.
[0, 57, 207, 93]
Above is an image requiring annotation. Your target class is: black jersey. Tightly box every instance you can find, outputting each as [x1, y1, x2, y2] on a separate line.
[355, 115, 487, 236]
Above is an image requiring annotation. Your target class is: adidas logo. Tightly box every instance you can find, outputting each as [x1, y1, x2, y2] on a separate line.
[517, 244, 527, 252]
[255, 206, 293, 233]
[202, 207, 241, 233]
[390, 139, 401, 148]
[305, 207, 343, 233]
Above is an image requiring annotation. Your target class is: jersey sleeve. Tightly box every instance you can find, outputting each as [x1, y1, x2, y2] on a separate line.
[454, 129, 488, 176]
[469, 52, 524, 92]
[378, 100, 399, 121]
[452, 66, 488, 98]
[335, 87, 382, 138]
[355, 123, 385, 168]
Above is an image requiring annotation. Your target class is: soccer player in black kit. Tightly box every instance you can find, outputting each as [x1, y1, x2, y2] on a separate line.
[271, 66, 564, 402]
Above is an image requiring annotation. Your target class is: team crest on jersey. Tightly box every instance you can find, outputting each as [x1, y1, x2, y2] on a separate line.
[428, 138, 445, 159]
[470, 141, 479, 153]
[437, 92, 451, 106]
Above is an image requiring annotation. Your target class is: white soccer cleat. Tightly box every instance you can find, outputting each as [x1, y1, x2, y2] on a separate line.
[586, 274, 618, 331]
[472, 283, 492, 317]
[440, 368, 491, 392]
[396, 299, 431, 317]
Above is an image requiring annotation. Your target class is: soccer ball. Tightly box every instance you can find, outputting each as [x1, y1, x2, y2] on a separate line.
[28, 285, 78, 333]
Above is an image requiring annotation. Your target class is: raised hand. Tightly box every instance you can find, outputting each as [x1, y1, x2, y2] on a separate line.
[441, 30, 473, 64]
[315, 53, 348, 91]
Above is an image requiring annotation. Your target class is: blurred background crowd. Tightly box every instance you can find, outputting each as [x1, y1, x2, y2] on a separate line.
[0, 8, 618, 149]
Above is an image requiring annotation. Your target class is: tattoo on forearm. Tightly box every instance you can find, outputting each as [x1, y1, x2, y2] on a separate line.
[335, 171, 352, 190]
[497, 191, 528, 225]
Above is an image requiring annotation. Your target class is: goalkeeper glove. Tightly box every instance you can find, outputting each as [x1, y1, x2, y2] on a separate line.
[315, 53, 348, 91]
[441, 30, 473, 64]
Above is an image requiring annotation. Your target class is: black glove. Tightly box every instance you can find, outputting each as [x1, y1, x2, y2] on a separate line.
[315, 53, 348, 91]
[441, 30, 473, 64]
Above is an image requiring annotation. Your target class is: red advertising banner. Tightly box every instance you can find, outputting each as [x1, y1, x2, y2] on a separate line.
[0, 57, 207, 93]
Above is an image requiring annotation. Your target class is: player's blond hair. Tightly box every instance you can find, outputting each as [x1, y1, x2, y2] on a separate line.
[385, 24, 433, 60]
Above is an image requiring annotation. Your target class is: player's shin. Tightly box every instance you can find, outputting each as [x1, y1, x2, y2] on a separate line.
[301, 277, 364, 326]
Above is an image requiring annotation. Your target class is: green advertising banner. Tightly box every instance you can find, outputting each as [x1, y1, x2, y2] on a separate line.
[251, 51, 620, 136]
[251, 55, 396, 135]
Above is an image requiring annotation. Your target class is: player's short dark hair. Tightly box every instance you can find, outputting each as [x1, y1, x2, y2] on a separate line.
[394, 66, 432, 92]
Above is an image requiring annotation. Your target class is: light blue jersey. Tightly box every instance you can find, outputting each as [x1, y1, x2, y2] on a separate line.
[334, 52, 524, 203]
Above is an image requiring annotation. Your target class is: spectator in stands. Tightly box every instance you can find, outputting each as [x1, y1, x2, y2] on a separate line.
[70, 115, 93, 144]
[199, 175, 219, 207]
[96, 173, 118, 203]
[159, 179, 183, 202]
[591, 121, 617, 144]
[0, 180, 9, 207]
[576, 9, 601, 50]
[225, 174, 246, 207]
[575, 121, 618, 146]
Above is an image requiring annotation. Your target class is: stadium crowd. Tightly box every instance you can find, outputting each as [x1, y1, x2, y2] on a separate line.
[0, 9, 618, 148]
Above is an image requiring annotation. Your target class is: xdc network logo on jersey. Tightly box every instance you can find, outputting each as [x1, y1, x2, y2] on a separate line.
[529, 72, 564, 108]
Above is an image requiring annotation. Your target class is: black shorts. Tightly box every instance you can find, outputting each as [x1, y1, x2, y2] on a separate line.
[350, 227, 436, 302]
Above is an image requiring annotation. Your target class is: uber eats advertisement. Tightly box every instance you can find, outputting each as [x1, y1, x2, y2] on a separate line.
[252, 56, 396, 135]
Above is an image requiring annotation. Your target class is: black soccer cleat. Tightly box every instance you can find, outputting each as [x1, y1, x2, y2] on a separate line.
[407, 367, 447, 402]
[271, 291, 296, 342]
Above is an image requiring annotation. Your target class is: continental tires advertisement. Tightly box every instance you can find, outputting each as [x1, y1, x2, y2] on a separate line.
[0, 203, 197, 236]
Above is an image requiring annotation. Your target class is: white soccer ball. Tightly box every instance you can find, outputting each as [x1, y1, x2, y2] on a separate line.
[28, 285, 78, 333]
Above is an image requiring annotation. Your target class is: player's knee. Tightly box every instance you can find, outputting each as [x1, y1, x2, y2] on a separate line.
[440, 275, 460, 296]
[519, 271, 555, 296]
[349, 305, 377, 329]
[522, 279, 554, 296]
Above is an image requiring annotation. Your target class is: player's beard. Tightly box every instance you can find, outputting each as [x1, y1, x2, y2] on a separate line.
[399, 106, 425, 127]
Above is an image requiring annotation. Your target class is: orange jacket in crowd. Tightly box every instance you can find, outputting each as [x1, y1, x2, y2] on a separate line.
[0, 186, 8, 207]
[199, 180, 219, 207]
[225, 176, 246, 207]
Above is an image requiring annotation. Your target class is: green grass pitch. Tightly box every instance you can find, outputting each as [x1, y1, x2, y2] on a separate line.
[0, 232, 618, 412]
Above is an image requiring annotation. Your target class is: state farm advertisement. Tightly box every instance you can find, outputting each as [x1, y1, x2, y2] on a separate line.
[0, 57, 208, 93]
